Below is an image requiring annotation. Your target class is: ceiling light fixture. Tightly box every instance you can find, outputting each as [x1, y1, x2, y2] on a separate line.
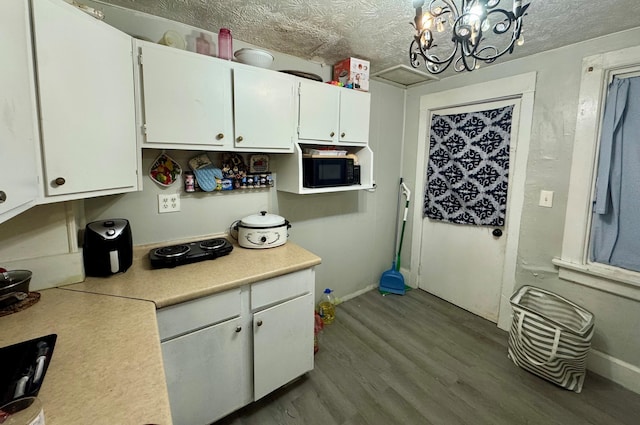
[410, 0, 530, 74]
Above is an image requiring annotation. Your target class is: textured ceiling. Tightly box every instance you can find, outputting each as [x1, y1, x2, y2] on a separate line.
[97, 0, 640, 77]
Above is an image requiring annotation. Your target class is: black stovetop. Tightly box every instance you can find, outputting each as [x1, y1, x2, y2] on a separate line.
[148, 237, 233, 269]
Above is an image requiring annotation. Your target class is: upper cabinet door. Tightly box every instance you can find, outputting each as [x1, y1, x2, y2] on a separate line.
[33, 0, 137, 198]
[233, 66, 295, 152]
[137, 41, 233, 148]
[338, 89, 370, 144]
[297, 81, 340, 143]
[0, 0, 40, 223]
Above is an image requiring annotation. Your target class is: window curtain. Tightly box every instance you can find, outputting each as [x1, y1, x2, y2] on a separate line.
[424, 105, 514, 226]
[590, 76, 640, 272]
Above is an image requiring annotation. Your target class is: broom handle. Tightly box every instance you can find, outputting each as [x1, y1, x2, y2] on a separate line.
[395, 184, 411, 271]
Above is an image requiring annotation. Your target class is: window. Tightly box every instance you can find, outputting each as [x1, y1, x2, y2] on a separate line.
[554, 46, 640, 301]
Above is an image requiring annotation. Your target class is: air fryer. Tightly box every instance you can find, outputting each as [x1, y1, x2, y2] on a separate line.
[83, 219, 133, 277]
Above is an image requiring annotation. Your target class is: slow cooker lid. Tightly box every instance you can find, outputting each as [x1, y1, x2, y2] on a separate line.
[240, 211, 285, 227]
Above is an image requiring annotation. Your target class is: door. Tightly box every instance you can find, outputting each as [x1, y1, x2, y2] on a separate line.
[33, 0, 137, 197]
[138, 41, 233, 148]
[253, 292, 314, 400]
[0, 0, 40, 223]
[298, 80, 339, 142]
[161, 317, 250, 425]
[233, 67, 295, 151]
[419, 98, 521, 322]
[339, 89, 370, 144]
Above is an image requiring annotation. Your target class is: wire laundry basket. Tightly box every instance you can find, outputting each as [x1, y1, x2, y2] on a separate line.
[508, 285, 595, 393]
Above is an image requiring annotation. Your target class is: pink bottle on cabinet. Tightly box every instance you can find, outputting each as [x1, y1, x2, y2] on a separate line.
[218, 28, 233, 60]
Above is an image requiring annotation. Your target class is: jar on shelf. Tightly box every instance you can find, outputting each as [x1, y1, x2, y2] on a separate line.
[218, 28, 233, 60]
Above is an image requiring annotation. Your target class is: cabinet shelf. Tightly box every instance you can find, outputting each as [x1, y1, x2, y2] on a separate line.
[275, 143, 374, 194]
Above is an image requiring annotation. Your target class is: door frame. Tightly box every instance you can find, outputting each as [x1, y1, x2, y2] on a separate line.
[409, 72, 537, 331]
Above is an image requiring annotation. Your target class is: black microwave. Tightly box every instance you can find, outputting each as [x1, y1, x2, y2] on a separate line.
[303, 157, 360, 188]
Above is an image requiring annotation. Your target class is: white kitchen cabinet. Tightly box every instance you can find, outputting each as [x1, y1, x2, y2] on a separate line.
[33, 0, 138, 200]
[135, 40, 234, 150]
[250, 268, 315, 399]
[253, 292, 314, 400]
[158, 288, 252, 425]
[161, 317, 250, 425]
[0, 0, 40, 224]
[157, 268, 315, 423]
[232, 65, 296, 152]
[297, 80, 370, 145]
[133, 43, 294, 153]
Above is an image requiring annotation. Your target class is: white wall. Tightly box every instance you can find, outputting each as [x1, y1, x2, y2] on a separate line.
[402, 28, 640, 373]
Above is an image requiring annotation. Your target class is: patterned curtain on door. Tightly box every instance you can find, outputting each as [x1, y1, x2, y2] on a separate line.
[424, 105, 514, 226]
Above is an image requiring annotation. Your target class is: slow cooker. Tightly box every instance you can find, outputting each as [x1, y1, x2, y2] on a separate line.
[232, 211, 290, 249]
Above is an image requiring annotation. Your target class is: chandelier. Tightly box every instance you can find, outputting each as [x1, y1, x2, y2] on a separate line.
[410, 0, 530, 74]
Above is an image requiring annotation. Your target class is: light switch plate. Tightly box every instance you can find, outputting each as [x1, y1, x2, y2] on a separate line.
[539, 190, 553, 208]
[158, 193, 180, 213]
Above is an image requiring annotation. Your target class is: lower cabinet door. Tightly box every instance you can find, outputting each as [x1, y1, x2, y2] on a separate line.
[253, 292, 314, 400]
[161, 317, 250, 425]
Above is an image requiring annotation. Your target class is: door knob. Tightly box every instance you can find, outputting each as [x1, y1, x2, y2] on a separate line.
[216, 133, 224, 140]
[54, 177, 66, 186]
[330, 131, 335, 137]
[237, 136, 243, 142]
[256, 320, 263, 327]
[492, 229, 503, 237]
[235, 326, 242, 333]
[341, 132, 346, 138]
[0, 191, 6, 203]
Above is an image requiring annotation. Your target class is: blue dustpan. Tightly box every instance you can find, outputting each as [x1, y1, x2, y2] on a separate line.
[379, 261, 406, 295]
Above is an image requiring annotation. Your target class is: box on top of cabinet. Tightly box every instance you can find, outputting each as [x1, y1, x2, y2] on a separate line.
[333, 57, 369, 92]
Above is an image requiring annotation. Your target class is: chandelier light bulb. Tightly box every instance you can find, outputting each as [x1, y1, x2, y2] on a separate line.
[422, 13, 434, 30]
[517, 34, 525, 46]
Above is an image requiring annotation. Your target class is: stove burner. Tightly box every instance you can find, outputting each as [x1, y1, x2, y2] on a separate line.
[200, 238, 226, 251]
[149, 237, 233, 269]
[154, 244, 190, 258]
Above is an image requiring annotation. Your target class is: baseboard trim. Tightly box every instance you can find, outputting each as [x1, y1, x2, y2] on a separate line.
[340, 283, 378, 303]
[587, 348, 640, 394]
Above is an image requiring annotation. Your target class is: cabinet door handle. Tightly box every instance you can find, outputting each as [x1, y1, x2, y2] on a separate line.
[256, 319, 263, 327]
[216, 133, 224, 140]
[329, 131, 335, 137]
[54, 177, 66, 186]
[237, 136, 244, 142]
[235, 326, 242, 333]
[0, 191, 6, 204]
[341, 132, 346, 138]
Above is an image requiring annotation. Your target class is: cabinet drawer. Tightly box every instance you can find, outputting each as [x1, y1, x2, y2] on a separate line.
[157, 288, 241, 341]
[251, 268, 314, 311]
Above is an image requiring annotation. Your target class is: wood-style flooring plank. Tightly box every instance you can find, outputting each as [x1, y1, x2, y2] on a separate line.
[216, 288, 640, 425]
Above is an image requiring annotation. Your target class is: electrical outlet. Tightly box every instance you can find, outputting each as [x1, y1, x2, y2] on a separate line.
[539, 190, 553, 208]
[158, 193, 180, 213]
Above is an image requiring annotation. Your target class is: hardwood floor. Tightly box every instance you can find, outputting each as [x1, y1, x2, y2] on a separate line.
[217, 288, 640, 425]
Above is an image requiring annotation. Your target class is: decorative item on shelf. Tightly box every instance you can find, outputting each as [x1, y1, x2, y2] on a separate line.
[218, 28, 233, 60]
[234, 48, 274, 69]
[249, 154, 269, 173]
[149, 152, 182, 187]
[409, 0, 530, 74]
[333, 57, 370, 91]
[159, 30, 186, 50]
[184, 171, 195, 192]
[195, 32, 213, 55]
[221, 153, 248, 189]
